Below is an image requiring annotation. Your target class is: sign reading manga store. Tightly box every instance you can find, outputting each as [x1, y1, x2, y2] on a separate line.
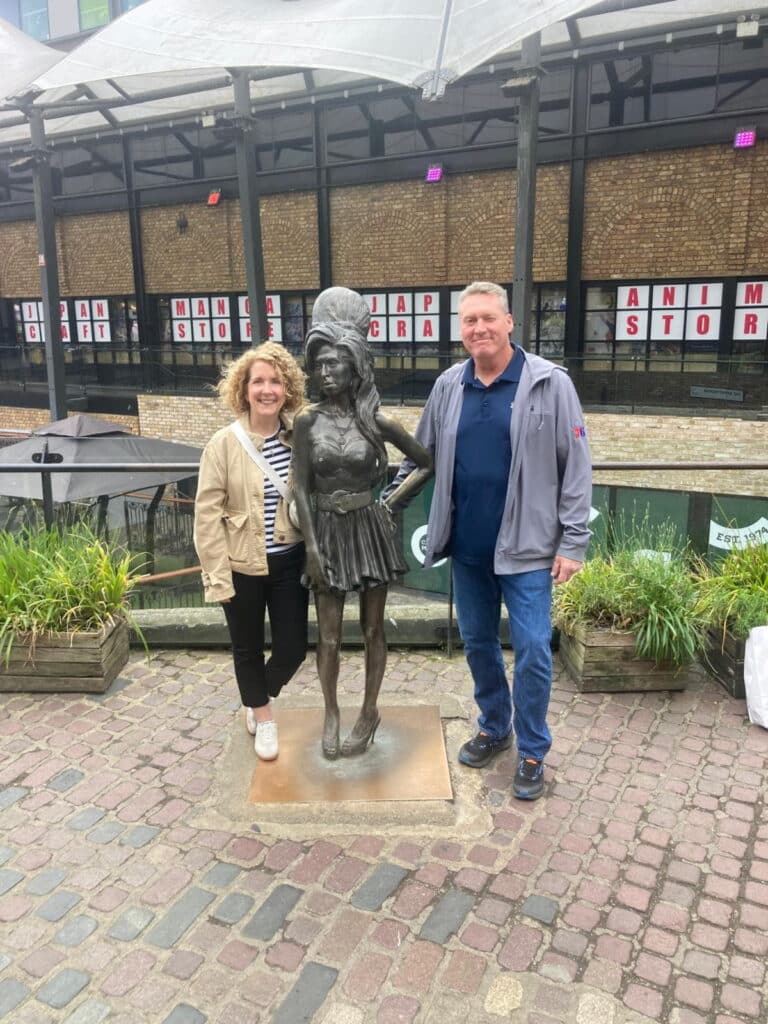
[362, 292, 439, 343]
[20, 299, 112, 342]
[169, 295, 281, 342]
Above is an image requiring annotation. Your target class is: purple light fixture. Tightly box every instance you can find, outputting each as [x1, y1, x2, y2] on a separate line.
[425, 163, 443, 183]
[733, 126, 757, 149]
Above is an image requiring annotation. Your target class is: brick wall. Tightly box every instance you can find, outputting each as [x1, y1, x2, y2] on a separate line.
[134, 395, 768, 498]
[0, 408, 138, 434]
[0, 213, 133, 298]
[330, 165, 569, 288]
[141, 193, 319, 295]
[583, 141, 768, 278]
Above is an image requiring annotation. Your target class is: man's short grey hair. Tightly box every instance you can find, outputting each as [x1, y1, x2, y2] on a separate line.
[458, 281, 509, 313]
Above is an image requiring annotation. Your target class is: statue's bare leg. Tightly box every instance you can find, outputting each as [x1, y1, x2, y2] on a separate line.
[341, 584, 388, 756]
[315, 589, 345, 759]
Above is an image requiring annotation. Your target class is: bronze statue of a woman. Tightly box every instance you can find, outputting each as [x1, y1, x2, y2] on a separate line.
[292, 288, 432, 759]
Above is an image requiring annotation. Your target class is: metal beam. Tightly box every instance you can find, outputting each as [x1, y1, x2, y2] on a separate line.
[28, 108, 67, 421]
[511, 33, 541, 347]
[232, 70, 269, 345]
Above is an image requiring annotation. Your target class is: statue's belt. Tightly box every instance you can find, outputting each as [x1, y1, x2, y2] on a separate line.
[316, 489, 374, 514]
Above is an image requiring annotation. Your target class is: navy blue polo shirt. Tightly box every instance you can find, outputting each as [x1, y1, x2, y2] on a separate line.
[450, 345, 525, 565]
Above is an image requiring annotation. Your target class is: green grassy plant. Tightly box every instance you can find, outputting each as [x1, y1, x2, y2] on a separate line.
[0, 524, 141, 666]
[553, 517, 706, 667]
[696, 541, 768, 642]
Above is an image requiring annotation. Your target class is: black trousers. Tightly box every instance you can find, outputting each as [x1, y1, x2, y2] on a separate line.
[223, 545, 309, 708]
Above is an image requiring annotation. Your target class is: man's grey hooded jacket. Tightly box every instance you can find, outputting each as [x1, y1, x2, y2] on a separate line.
[389, 348, 592, 573]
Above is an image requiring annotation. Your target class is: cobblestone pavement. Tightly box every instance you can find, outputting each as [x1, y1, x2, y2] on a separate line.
[0, 647, 767, 1024]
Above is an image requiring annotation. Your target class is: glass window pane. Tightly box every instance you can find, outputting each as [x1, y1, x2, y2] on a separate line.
[20, 0, 49, 40]
[539, 67, 572, 136]
[79, 0, 109, 30]
[585, 287, 615, 311]
[589, 58, 650, 129]
[652, 46, 717, 121]
[717, 39, 768, 112]
[120, 0, 144, 9]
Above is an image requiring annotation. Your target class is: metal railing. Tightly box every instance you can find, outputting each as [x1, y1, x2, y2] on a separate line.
[2, 345, 768, 411]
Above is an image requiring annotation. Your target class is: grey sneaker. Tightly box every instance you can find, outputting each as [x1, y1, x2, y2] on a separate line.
[254, 720, 278, 761]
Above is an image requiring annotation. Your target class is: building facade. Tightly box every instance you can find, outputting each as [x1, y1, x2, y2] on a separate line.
[0, 4, 767, 414]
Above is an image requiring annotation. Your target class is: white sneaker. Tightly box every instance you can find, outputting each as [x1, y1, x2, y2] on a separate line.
[245, 707, 257, 736]
[254, 720, 278, 761]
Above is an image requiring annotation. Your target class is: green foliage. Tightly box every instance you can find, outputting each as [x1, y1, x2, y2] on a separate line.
[0, 524, 141, 665]
[553, 516, 706, 667]
[696, 541, 768, 641]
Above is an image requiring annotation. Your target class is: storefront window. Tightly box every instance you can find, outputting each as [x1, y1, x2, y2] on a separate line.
[20, 0, 49, 40]
[79, 0, 109, 30]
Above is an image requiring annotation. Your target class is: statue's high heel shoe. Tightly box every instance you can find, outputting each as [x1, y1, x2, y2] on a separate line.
[322, 714, 340, 760]
[341, 713, 381, 757]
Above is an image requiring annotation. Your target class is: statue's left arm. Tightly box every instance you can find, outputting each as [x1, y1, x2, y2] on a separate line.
[375, 413, 434, 510]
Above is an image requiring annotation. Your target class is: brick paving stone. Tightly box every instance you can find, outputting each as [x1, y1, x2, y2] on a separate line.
[241, 884, 302, 941]
[62, 998, 112, 1024]
[109, 907, 155, 941]
[675, 976, 715, 1011]
[272, 962, 338, 1024]
[0, 869, 23, 896]
[36, 969, 90, 1009]
[68, 809, 106, 832]
[342, 951, 392, 1003]
[581, 960, 622, 994]
[25, 868, 67, 896]
[119, 826, 160, 849]
[19, 946, 64, 978]
[720, 982, 763, 1018]
[376, 995, 420, 1024]
[37, 890, 81, 922]
[163, 951, 204, 980]
[211, 893, 254, 926]
[290, 842, 341, 885]
[48, 770, 85, 792]
[54, 915, 99, 947]
[100, 950, 156, 997]
[595, 934, 632, 964]
[521, 895, 559, 925]
[691, 922, 729, 951]
[419, 889, 474, 943]
[146, 888, 216, 949]
[217, 940, 258, 971]
[349, 863, 406, 911]
[0, 979, 31, 1017]
[87, 822, 126, 845]
[498, 924, 543, 971]
[0, 787, 29, 810]
[161, 1005, 206, 1024]
[202, 863, 241, 888]
[623, 983, 664, 1019]
[441, 949, 486, 995]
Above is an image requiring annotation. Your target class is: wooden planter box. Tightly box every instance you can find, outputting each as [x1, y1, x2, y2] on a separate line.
[0, 617, 130, 694]
[559, 623, 689, 692]
[702, 627, 745, 700]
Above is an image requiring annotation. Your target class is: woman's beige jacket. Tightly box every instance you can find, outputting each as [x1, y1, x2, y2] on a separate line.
[193, 411, 302, 603]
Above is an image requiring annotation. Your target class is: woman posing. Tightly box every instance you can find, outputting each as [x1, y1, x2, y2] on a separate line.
[292, 292, 432, 759]
[194, 343, 308, 761]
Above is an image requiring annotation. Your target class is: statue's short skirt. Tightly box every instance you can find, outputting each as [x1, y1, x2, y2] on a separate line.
[305, 501, 407, 593]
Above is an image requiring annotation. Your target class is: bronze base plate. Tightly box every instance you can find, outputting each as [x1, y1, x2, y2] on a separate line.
[247, 705, 452, 804]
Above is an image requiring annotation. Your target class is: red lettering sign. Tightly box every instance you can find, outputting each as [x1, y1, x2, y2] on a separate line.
[177, 322, 187, 339]
[396, 296, 406, 313]
[626, 315, 639, 336]
[422, 319, 433, 337]
[661, 314, 675, 334]
[216, 321, 228, 339]
[195, 298, 207, 317]
[700, 285, 708, 305]
[93, 301, 106, 319]
[28, 324, 38, 340]
[369, 320, 380, 338]
[744, 283, 764, 305]
[696, 314, 710, 335]
[174, 299, 188, 317]
[627, 289, 640, 308]
[78, 301, 90, 319]
[81, 323, 90, 340]
[265, 297, 275, 316]
[61, 323, 69, 342]
[743, 313, 759, 335]
[95, 322, 107, 340]
[397, 320, 407, 338]
[422, 294, 433, 311]
[215, 298, 227, 316]
[662, 286, 677, 306]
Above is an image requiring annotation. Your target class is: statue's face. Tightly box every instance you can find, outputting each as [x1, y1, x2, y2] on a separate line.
[315, 344, 354, 397]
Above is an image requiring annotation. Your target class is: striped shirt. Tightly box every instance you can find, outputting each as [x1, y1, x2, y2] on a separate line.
[262, 432, 295, 555]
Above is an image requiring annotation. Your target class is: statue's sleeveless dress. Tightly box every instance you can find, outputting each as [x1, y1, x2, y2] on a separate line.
[305, 421, 407, 592]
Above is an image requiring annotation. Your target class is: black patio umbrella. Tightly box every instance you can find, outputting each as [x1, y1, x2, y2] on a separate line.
[0, 413, 201, 503]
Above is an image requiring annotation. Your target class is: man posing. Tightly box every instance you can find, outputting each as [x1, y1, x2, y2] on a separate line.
[387, 281, 591, 800]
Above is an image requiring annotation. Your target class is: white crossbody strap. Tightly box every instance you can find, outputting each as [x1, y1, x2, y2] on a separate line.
[231, 421, 289, 499]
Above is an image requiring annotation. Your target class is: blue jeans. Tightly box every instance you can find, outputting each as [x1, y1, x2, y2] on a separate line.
[452, 559, 553, 761]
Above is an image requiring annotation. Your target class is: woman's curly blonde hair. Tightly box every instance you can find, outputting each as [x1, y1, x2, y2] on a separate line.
[217, 342, 306, 417]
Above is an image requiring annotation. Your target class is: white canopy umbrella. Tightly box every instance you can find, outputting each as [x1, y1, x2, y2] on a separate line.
[0, 17, 61, 105]
[29, 0, 768, 101]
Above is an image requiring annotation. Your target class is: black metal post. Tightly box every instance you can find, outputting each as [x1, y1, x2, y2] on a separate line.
[314, 105, 332, 290]
[511, 32, 541, 347]
[232, 70, 269, 344]
[28, 107, 67, 421]
[564, 61, 590, 363]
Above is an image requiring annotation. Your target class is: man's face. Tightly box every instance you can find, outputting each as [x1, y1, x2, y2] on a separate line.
[459, 292, 514, 364]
